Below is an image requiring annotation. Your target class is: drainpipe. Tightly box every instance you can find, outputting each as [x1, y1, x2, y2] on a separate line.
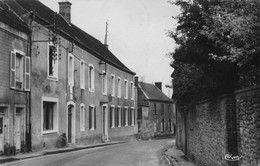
[26, 11, 34, 152]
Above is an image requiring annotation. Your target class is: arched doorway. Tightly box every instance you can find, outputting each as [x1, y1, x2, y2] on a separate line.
[67, 102, 75, 144]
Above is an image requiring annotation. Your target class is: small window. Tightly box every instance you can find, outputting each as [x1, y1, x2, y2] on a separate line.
[80, 60, 85, 89]
[47, 43, 59, 79]
[10, 50, 30, 91]
[117, 106, 121, 127]
[124, 80, 128, 99]
[161, 104, 164, 115]
[169, 119, 172, 131]
[102, 70, 107, 95]
[124, 107, 128, 126]
[42, 97, 58, 134]
[80, 104, 85, 131]
[153, 103, 157, 114]
[89, 105, 96, 130]
[161, 119, 165, 132]
[130, 82, 134, 100]
[130, 108, 135, 126]
[68, 54, 74, 86]
[111, 74, 115, 97]
[89, 64, 95, 92]
[110, 106, 115, 128]
[117, 77, 121, 97]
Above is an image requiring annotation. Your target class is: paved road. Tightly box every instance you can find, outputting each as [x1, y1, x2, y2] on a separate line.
[3, 139, 174, 166]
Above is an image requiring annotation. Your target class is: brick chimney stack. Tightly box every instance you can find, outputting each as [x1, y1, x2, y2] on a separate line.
[155, 82, 162, 90]
[59, 1, 72, 24]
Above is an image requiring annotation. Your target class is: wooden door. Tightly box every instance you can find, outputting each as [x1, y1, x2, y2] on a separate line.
[0, 116, 4, 153]
[15, 115, 21, 151]
[68, 107, 72, 143]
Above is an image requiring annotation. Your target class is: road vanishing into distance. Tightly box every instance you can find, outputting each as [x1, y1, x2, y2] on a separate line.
[3, 138, 174, 166]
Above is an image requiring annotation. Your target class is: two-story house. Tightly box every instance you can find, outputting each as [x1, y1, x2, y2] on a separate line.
[137, 80, 175, 140]
[0, 1, 31, 154]
[5, 0, 137, 152]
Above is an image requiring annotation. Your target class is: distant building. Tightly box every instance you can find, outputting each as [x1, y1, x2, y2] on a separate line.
[136, 79, 175, 139]
[4, 0, 137, 153]
[0, 1, 31, 154]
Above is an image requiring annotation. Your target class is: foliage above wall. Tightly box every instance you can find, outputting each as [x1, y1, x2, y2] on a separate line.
[169, 0, 260, 104]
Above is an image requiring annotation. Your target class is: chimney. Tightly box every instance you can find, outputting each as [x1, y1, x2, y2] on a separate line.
[59, 1, 72, 24]
[104, 21, 109, 49]
[134, 76, 139, 86]
[155, 82, 162, 90]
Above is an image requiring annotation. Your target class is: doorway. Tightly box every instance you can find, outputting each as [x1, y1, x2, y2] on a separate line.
[67, 103, 75, 144]
[0, 115, 4, 153]
[14, 107, 24, 152]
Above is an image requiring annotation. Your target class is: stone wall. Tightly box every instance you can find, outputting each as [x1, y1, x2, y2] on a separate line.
[177, 95, 239, 166]
[187, 98, 228, 166]
[176, 86, 260, 166]
[236, 86, 260, 166]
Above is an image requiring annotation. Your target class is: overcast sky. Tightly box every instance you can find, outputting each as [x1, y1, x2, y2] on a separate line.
[41, 0, 180, 96]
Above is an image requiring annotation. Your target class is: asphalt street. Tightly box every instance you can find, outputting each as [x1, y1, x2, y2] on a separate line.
[3, 138, 174, 166]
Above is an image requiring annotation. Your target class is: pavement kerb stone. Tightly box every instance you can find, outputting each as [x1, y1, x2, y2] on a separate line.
[163, 145, 196, 166]
[0, 141, 127, 164]
[163, 145, 178, 166]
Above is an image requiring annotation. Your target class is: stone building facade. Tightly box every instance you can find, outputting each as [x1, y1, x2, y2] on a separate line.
[0, 1, 31, 154]
[137, 81, 175, 140]
[4, 0, 137, 152]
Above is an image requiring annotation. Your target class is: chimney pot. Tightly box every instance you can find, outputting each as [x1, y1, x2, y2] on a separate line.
[155, 82, 162, 90]
[134, 77, 139, 86]
[59, 1, 72, 23]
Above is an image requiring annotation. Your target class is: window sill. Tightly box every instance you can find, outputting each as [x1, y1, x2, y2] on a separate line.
[90, 128, 95, 131]
[42, 130, 58, 135]
[89, 88, 95, 93]
[47, 76, 58, 81]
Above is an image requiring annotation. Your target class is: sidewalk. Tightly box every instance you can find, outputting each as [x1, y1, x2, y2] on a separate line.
[0, 141, 126, 164]
[164, 145, 196, 166]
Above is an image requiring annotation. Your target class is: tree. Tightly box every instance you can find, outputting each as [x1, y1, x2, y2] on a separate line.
[201, 0, 260, 87]
[169, 0, 238, 104]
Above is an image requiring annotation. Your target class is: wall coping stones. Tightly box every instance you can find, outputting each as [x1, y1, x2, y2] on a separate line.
[235, 85, 260, 95]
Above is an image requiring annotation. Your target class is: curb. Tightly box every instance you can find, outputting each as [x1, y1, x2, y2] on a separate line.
[44, 141, 126, 155]
[0, 141, 126, 164]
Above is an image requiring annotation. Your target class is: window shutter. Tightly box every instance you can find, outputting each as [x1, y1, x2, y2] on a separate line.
[89, 106, 92, 129]
[94, 107, 96, 129]
[121, 108, 123, 126]
[134, 109, 135, 125]
[24, 56, 30, 91]
[10, 51, 16, 89]
[110, 107, 112, 128]
[128, 109, 130, 126]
